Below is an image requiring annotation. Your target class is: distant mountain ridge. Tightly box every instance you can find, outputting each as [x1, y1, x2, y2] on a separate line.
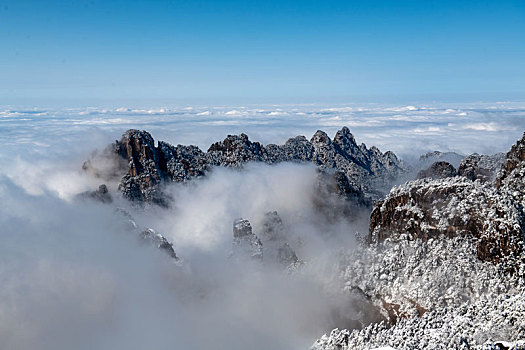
[84, 127, 409, 206]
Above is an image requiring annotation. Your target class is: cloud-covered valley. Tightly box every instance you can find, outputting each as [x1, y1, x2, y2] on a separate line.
[1, 103, 525, 350]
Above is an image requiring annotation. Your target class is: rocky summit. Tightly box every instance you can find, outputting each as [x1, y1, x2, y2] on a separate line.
[84, 127, 408, 207]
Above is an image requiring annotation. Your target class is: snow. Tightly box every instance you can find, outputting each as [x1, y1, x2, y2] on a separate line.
[312, 168, 525, 350]
[312, 228, 525, 349]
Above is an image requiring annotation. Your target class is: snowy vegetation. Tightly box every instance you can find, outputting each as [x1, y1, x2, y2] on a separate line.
[312, 235, 525, 349]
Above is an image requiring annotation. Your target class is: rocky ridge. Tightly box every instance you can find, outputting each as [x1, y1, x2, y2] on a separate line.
[368, 134, 525, 264]
[497, 132, 525, 207]
[313, 134, 525, 349]
[115, 208, 179, 261]
[231, 218, 264, 261]
[78, 184, 113, 203]
[84, 128, 408, 207]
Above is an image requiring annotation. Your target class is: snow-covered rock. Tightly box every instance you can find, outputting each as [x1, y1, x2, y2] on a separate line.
[369, 177, 524, 263]
[231, 218, 264, 261]
[458, 153, 505, 183]
[115, 207, 179, 261]
[313, 132, 525, 350]
[312, 236, 525, 350]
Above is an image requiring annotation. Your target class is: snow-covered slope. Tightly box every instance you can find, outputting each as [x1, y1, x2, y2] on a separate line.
[312, 236, 525, 350]
[312, 133, 525, 350]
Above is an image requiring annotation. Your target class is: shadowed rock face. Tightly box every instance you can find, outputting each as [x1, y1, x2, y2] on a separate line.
[85, 127, 407, 208]
[499, 132, 525, 182]
[417, 161, 457, 180]
[108, 129, 209, 206]
[261, 211, 285, 241]
[314, 168, 372, 222]
[115, 130, 166, 206]
[276, 243, 298, 266]
[260, 211, 300, 267]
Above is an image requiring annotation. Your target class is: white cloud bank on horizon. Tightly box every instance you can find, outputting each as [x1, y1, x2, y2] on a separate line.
[1, 102, 524, 165]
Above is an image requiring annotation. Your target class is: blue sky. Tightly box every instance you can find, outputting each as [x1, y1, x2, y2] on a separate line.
[1, 0, 524, 104]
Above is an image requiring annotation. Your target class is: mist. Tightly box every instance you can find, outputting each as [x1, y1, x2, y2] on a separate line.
[0, 153, 367, 350]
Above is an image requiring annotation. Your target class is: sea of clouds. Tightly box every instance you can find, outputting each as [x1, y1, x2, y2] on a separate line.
[2, 102, 525, 159]
[1, 103, 524, 350]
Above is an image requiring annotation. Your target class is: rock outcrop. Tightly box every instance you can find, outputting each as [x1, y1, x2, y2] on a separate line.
[140, 228, 178, 260]
[115, 208, 179, 261]
[418, 151, 464, 170]
[458, 153, 505, 183]
[231, 218, 263, 261]
[231, 213, 300, 267]
[260, 211, 286, 242]
[114, 130, 167, 206]
[207, 133, 266, 167]
[368, 133, 525, 264]
[276, 243, 299, 266]
[313, 134, 525, 350]
[260, 211, 300, 267]
[497, 133, 525, 206]
[84, 127, 408, 207]
[416, 161, 457, 180]
[369, 176, 523, 263]
[314, 168, 371, 221]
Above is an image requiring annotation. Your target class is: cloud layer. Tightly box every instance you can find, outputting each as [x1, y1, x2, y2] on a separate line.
[2, 102, 525, 163]
[1, 102, 524, 349]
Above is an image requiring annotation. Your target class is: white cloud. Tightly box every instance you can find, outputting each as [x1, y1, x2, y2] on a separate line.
[462, 122, 511, 132]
